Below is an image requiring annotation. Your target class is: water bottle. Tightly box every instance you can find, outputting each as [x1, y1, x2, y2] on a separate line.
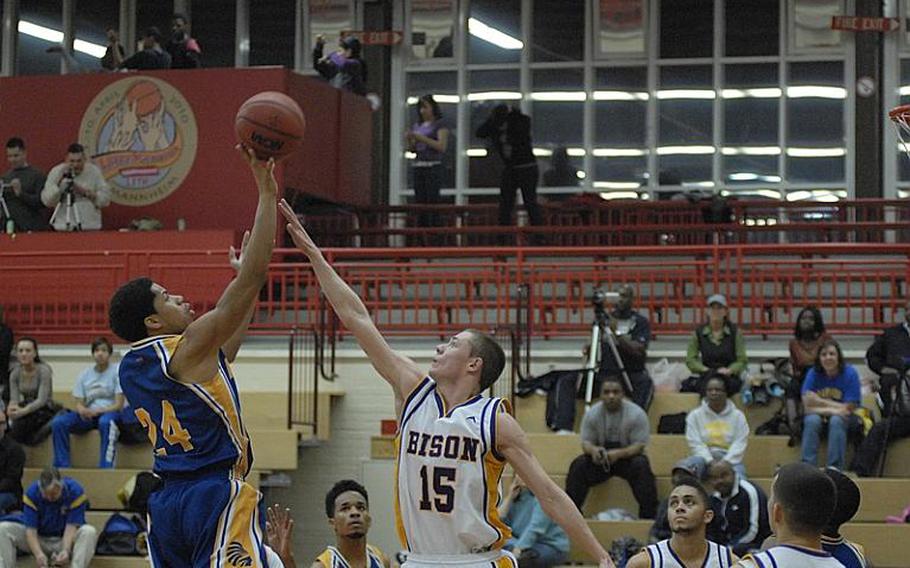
[5, 219, 13, 235]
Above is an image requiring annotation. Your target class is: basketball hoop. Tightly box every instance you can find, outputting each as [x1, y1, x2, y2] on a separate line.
[889, 104, 910, 160]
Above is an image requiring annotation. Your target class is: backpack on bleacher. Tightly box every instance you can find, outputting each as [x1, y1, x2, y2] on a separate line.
[117, 471, 161, 516]
[95, 512, 146, 556]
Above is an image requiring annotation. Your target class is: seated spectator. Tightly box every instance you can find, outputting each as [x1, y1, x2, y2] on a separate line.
[705, 459, 770, 557]
[314, 480, 388, 568]
[165, 13, 201, 69]
[542, 147, 579, 188]
[7, 337, 58, 446]
[851, 368, 910, 476]
[2, 137, 48, 232]
[100, 27, 124, 70]
[0, 467, 97, 568]
[51, 337, 124, 469]
[41, 143, 111, 232]
[119, 26, 171, 70]
[0, 305, 12, 404]
[565, 375, 658, 519]
[866, 298, 910, 415]
[686, 294, 748, 395]
[313, 34, 367, 95]
[790, 306, 832, 382]
[801, 339, 862, 470]
[0, 407, 25, 515]
[499, 473, 569, 568]
[821, 468, 868, 567]
[649, 460, 726, 544]
[685, 373, 750, 478]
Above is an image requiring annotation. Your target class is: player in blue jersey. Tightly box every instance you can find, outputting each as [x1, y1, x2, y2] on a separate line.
[108, 146, 278, 568]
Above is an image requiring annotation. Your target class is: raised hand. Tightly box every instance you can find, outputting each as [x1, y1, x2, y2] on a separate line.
[237, 145, 277, 195]
[279, 199, 320, 259]
[229, 230, 251, 273]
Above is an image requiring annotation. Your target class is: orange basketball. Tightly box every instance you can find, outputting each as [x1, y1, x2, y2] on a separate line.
[234, 91, 305, 161]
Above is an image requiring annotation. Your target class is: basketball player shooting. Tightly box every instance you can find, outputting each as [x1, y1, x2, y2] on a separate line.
[279, 199, 614, 568]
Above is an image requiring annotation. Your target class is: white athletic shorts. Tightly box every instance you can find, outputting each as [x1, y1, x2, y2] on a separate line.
[402, 550, 518, 568]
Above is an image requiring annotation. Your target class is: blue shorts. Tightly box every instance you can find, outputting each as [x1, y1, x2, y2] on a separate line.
[147, 471, 267, 568]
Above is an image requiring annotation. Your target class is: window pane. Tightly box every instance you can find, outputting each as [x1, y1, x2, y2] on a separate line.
[469, 69, 520, 187]
[251, 0, 295, 67]
[596, 0, 646, 56]
[74, 0, 119, 72]
[469, 0, 522, 65]
[786, 62, 845, 183]
[309, 0, 353, 66]
[723, 64, 779, 185]
[660, 0, 713, 58]
[136, 0, 173, 47]
[725, 0, 778, 56]
[410, 0, 455, 60]
[406, 72, 458, 191]
[193, 0, 236, 67]
[532, 0, 583, 62]
[18, 3, 63, 75]
[792, 0, 844, 51]
[532, 69, 584, 147]
[899, 59, 910, 181]
[594, 67, 648, 191]
[659, 66, 713, 185]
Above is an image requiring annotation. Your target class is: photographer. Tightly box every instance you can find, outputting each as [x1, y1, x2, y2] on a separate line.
[595, 285, 654, 411]
[165, 13, 201, 69]
[41, 143, 110, 232]
[2, 138, 48, 232]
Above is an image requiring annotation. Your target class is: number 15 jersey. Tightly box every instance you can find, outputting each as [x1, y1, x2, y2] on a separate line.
[118, 334, 253, 479]
[395, 377, 512, 555]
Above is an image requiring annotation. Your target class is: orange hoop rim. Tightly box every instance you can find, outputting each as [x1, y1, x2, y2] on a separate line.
[889, 104, 910, 122]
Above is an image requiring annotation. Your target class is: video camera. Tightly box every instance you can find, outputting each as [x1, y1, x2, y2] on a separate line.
[591, 287, 620, 308]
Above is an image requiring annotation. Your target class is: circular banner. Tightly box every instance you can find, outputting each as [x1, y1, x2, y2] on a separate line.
[79, 76, 197, 206]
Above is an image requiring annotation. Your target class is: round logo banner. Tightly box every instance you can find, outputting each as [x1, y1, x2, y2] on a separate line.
[80, 76, 197, 206]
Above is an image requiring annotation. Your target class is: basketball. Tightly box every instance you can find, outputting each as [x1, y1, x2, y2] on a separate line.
[234, 91, 306, 161]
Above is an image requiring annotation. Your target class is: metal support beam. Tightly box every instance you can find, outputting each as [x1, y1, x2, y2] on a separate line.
[235, 0, 249, 67]
[61, 0, 75, 74]
[294, 0, 305, 72]
[1, 0, 18, 77]
[120, 0, 135, 58]
[854, 0, 883, 198]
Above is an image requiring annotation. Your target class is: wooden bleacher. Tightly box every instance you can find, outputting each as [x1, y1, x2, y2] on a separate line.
[371, 390, 910, 568]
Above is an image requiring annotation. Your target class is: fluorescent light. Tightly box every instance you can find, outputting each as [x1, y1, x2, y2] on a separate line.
[722, 88, 782, 99]
[593, 148, 648, 157]
[566, 148, 586, 157]
[593, 90, 650, 101]
[786, 86, 847, 99]
[729, 173, 760, 181]
[594, 181, 641, 190]
[656, 145, 715, 155]
[683, 181, 716, 188]
[786, 189, 846, 202]
[530, 91, 586, 102]
[576, 170, 586, 179]
[18, 20, 106, 58]
[466, 148, 488, 157]
[404, 151, 416, 159]
[598, 191, 641, 200]
[786, 147, 846, 157]
[532, 148, 552, 157]
[406, 94, 460, 105]
[467, 91, 522, 101]
[722, 146, 782, 156]
[468, 17, 523, 50]
[657, 89, 716, 100]
[533, 147, 585, 157]
[900, 86, 910, 96]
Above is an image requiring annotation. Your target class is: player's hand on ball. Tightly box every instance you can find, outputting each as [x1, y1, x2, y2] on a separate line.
[229, 230, 251, 273]
[279, 199, 320, 259]
[238, 144, 277, 195]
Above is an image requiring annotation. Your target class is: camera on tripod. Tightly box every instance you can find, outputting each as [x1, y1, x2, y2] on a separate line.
[591, 287, 620, 320]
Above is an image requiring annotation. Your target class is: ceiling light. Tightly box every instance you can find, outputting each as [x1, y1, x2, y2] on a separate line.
[18, 21, 106, 58]
[468, 17, 523, 50]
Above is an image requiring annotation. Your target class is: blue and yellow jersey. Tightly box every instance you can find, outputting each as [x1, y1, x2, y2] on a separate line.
[316, 544, 386, 568]
[118, 334, 253, 479]
[23, 478, 88, 537]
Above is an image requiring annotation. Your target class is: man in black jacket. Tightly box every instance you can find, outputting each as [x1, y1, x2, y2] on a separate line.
[705, 459, 770, 557]
[0, 306, 12, 404]
[475, 104, 544, 243]
[0, 407, 25, 514]
[866, 299, 910, 415]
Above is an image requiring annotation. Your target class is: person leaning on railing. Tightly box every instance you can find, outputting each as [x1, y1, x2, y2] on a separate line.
[684, 294, 748, 395]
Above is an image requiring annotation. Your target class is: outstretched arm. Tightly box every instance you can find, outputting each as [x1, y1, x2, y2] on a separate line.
[223, 230, 256, 362]
[280, 199, 424, 405]
[170, 147, 277, 383]
[496, 412, 615, 568]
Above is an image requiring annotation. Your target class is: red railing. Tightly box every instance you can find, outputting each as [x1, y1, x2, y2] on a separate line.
[3, 243, 909, 343]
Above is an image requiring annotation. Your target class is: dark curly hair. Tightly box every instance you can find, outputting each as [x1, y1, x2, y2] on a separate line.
[109, 277, 157, 342]
[794, 306, 826, 341]
[325, 479, 368, 518]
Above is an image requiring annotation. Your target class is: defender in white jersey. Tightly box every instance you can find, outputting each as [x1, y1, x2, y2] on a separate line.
[627, 480, 736, 568]
[735, 463, 844, 568]
[280, 202, 614, 568]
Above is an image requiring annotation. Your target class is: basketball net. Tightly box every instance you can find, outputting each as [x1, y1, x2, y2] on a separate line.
[889, 105, 910, 161]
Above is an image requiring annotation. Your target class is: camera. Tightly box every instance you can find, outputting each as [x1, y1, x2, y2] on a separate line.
[591, 287, 620, 308]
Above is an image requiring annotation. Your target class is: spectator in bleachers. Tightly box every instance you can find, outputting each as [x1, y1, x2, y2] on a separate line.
[100, 27, 124, 70]
[542, 147, 579, 188]
[685, 374, 750, 478]
[51, 337, 124, 469]
[42, 143, 111, 232]
[866, 298, 910, 416]
[790, 306, 832, 382]
[685, 294, 748, 395]
[119, 26, 171, 70]
[499, 473, 569, 568]
[851, 363, 910, 476]
[2, 137, 49, 233]
[406, 95, 449, 238]
[800, 339, 862, 470]
[313, 34, 367, 96]
[649, 460, 726, 545]
[565, 375, 658, 519]
[0, 467, 97, 568]
[821, 468, 868, 567]
[705, 459, 770, 557]
[7, 337, 58, 446]
[165, 13, 202, 69]
[0, 306, 12, 405]
[0, 407, 25, 515]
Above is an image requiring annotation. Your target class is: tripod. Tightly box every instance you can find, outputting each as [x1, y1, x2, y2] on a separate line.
[49, 183, 83, 231]
[0, 184, 11, 233]
[877, 369, 910, 477]
[583, 304, 634, 408]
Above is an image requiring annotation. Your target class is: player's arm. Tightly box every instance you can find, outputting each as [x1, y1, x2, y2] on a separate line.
[309, 561, 326, 568]
[624, 551, 649, 568]
[496, 412, 615, 568]
[279, 199, 424, 402]
[733, 557, 757, 568]
[170, 148, 277, 382]
[222, 231, 256, 363]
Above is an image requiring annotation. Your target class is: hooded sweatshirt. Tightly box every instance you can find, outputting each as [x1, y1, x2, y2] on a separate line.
[685, 399, 750, 465]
